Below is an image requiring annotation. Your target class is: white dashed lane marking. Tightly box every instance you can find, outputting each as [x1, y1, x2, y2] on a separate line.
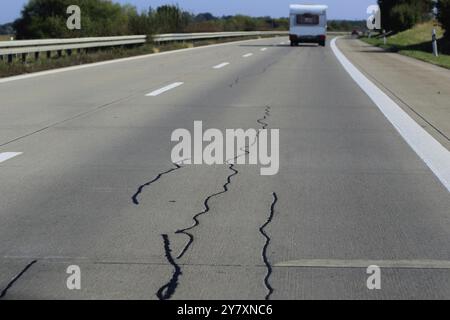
[146, 82, 184, 97]
[0, 152, 22, 164]
[213, 62, 230, 69]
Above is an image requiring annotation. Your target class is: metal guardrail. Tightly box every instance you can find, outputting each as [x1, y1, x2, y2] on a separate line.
[0, 31, 348, 63]
[0, 32, 287, 58]
[153, 31, 347, 42]
[153, 31, 288, 43]
[0, 35, 147, 62]
[0, 32, 288, 63]
[0, 35, 146, 54]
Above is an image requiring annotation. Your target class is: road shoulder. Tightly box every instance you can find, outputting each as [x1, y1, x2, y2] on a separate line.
[336, 37, 450, 151]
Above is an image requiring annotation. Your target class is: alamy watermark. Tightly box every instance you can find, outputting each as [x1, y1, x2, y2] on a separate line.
[67, 5, 81, 30]
[366, 265, 381, 290]
[66, 265, 81, 290]
[367, 5, 381, 30]
[171, 121, 280, 176]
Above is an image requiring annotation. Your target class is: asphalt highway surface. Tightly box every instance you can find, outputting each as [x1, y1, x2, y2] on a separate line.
[0, 36, 449, 300]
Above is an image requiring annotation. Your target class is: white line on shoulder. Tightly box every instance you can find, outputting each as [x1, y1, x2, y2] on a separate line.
[331, 37, 450, 192]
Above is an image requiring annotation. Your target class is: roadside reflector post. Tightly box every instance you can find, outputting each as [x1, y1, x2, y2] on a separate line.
[432, 28, 439, 57]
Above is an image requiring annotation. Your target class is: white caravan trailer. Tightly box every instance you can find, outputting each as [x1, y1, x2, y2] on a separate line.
[289, 4, 328, 46]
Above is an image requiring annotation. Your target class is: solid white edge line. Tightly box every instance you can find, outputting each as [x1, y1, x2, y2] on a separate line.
[146, 82, 184, 97]
[0, 152, 22, 164]
[213, 62, 230, 69]
[243, 53, 253, 58]
[0, 37, 279, 84]
[331, 37, 450, 192]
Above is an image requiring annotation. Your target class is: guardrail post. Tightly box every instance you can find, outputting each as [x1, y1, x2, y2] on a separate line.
[7, 54, 13, 64]
[57, 50, 62, 58]
[34, 52, 40, 60]
[21, 53, 27, 63]
[432, 28, 439, 57]
[47, 51, 51, 59]
[67, 49, 72, 56]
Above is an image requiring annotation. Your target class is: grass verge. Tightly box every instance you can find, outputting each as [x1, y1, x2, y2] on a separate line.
[361, 22, 450, 69]
[0, 35, 13, 41]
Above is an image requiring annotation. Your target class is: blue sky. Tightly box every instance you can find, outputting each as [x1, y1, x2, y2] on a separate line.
[1, 0, 375, 24]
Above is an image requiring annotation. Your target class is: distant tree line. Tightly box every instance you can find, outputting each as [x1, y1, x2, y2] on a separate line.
[12, 0, 289, 39]
[10, 0, 372, 40]
[328, 20, 366, 32]
[0, 23, 14, 35]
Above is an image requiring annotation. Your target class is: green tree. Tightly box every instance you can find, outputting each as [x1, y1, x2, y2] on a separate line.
[378, 0, 433, 32]
[438, 0, 450, 38]
[13, 0, 137, 39]
[151, 5, 191, 33]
